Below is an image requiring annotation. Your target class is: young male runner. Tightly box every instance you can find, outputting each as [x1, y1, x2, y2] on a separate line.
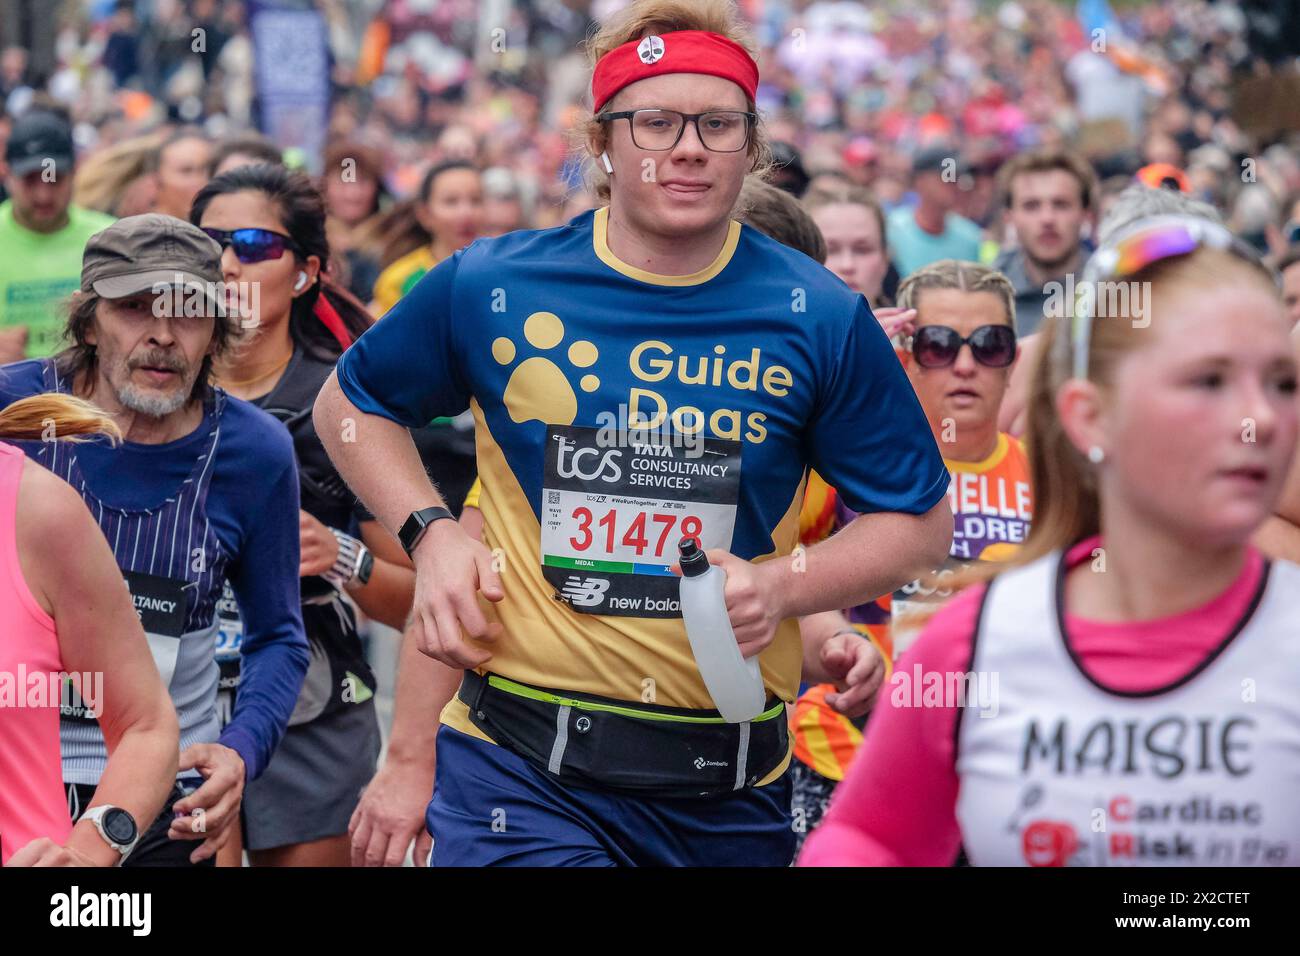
[316, 2, 951, 866]
[0, 213, 308, 865]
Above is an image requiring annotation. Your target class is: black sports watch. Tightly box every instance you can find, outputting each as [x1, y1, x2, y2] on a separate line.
[399, 506, 455, 557]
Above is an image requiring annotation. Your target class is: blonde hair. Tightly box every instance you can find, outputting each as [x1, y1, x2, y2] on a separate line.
[896, 259, 1017, 333]
[0, 394, 121, 444]
[73, 131, 167, 216]
[579, 0, 772, 200]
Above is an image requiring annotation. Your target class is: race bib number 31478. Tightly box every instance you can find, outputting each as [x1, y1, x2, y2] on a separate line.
[541, 425, 740, 618]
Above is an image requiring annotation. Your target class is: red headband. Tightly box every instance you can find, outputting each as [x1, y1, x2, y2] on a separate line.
[592, 30, 759, 113]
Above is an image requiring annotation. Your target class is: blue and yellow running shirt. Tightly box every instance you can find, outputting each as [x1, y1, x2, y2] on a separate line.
[337, 206, 948, 743]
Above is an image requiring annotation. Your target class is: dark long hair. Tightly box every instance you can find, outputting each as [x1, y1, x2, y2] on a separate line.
[190, 163, 374, 361]
[56, 288, 237, 403]
[352, 160, 478, 269]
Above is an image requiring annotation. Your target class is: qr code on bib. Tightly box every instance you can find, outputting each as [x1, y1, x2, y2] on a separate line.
[548, 491, 561, 505]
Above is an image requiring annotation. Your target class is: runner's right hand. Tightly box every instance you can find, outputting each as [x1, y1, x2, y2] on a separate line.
[410, 519, 504, 667]
[871, 307, 917, 343]
[6, 838, 98, 867]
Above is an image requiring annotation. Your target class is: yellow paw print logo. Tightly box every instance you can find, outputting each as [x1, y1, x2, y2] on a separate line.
[492, 312, 599, 426]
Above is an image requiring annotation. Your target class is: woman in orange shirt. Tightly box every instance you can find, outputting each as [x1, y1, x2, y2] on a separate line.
[791, 260, 1033, 847]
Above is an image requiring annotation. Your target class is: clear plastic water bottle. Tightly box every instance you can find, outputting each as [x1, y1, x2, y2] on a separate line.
[677, 537, 766, 723]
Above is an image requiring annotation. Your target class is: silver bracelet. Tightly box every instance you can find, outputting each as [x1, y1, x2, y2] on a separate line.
[324, 528, 363, 589]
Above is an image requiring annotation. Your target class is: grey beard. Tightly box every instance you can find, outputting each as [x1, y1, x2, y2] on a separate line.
[117, 379, 191, 417]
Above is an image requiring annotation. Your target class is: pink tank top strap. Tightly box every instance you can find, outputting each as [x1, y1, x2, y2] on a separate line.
[0, 439, 71, 863]
[0, 441, 54, 631]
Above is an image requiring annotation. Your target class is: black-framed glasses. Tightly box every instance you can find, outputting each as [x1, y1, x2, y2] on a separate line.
[596, 109, 756, 152]
[201, 227, 300, 264]
[911, 324, 1018, 369]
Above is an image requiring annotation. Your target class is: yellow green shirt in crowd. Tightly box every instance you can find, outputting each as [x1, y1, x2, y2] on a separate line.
[0, 200, 115, 357]
[371, 245, 439, 316]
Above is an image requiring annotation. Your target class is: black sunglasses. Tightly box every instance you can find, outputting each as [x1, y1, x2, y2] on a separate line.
[201, 227, 300, 264]
[911, 324, 1017, 369]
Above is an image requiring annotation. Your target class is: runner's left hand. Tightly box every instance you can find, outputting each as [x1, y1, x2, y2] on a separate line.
[299, 510, 340, 577]
[349, 757, 434, 867]
[671, 550, 785, 659]
[819, 632, 887, 718]
[169, 743, 246, 864]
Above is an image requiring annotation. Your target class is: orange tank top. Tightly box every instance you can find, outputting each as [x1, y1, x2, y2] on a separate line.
[0, 440, 72, 863]
[792, 433, 1034, 781]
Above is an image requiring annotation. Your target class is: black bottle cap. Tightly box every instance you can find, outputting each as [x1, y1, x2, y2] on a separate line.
[678, 537, 710, 577]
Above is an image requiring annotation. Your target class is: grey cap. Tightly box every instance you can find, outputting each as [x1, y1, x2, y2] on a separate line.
[912, 144, 958, 175]
[82, 214, 225, 310]
[5, 110, 75, 177]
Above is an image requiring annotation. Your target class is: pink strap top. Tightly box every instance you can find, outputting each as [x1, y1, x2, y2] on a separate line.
[0, 440, 72, 864]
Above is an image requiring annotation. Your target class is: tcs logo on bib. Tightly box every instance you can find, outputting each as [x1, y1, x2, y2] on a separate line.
[554, 435, 622, 482]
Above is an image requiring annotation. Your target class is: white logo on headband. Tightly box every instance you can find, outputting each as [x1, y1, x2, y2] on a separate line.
[637, 35, 665, 64]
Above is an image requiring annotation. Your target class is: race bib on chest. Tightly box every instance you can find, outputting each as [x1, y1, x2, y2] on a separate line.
[215, 580, 244, 665]
[540, 425, 740, 618]
[126, 570, 188, 689]
[62, 572, 189, 722]
[892, 555, 974, 656]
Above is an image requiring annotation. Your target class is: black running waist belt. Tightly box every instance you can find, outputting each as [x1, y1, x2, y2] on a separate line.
[458, 670, 790, 799]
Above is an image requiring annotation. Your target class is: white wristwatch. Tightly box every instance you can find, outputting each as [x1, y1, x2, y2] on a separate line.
[80, 805, 140, 864]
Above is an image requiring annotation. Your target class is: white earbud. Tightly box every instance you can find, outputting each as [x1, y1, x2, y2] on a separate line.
[601, 151, 614, 175]
[294, 272, 308, 292]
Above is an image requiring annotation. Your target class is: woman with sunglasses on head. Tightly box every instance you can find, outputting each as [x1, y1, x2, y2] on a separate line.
[191, 164, 416, 867]
[802, 215, 1300, 867]
[789, 261, 1032, 850]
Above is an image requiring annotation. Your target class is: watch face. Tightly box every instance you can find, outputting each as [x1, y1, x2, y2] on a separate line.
[103, 808, 137, 845]
[400, 513, 426, 551]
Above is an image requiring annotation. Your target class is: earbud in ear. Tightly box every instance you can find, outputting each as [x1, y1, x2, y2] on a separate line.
[601, 151, 614, 175]
[294, 272, 308, 292]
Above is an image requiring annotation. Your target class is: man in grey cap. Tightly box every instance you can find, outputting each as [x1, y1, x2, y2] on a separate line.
[886, 144, 984, 277]
[0, 212, 309, 866]
[72, 212, 231, 419]
[0, 109, 114, 362]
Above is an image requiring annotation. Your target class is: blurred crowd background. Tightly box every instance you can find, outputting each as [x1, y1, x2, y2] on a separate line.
[0, 0, 1298, 311]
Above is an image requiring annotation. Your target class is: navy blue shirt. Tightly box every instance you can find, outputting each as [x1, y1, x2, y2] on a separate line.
[0, 359, 309, 780]
[334, 207, 947, 711]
